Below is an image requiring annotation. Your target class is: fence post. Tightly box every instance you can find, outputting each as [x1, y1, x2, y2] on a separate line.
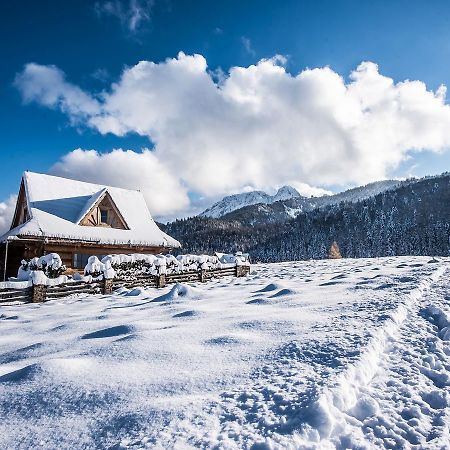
[103, 278, 114, 295]
[235, 264, 250, 277]
[157, 273, 166, 288]
[200, 270, 207, 282]
[32, 283, 47, 303]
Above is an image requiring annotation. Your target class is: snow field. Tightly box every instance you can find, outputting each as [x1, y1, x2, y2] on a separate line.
[0, 256, 448, 449]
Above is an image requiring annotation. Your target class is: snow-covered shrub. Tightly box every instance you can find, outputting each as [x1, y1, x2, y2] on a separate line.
[18, 253, 66, 280]
[96, 252, 247, 281]
[215, 252, 250, 267]
[17, 259, 32, 281]
[102, 256, 116, 280]
[176, 254, 220, 271]
[31, 270, 48, 286]
[84, 256, 105, 277]
[101, 254, 160, 281]
[155, 255, 167, 275]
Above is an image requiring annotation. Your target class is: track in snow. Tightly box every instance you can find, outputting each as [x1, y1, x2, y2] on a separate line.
[340, 270, 450, 449]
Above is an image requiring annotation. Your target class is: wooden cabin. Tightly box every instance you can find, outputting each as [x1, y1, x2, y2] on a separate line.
[0, 172, 181, 279]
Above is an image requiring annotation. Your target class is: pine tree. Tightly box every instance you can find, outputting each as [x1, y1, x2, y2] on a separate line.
[328, 241, 342, 259]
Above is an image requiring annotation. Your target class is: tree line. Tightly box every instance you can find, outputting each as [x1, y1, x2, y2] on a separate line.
[162, 174, 450, 262]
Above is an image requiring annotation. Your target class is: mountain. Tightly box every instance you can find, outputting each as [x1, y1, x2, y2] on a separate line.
[199, 185, 302, 218]
[162, 173, 450, 261]
[222, 179, 400, 225]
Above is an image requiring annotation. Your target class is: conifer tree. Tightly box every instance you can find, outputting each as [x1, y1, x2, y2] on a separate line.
[328, 241, 342, 259]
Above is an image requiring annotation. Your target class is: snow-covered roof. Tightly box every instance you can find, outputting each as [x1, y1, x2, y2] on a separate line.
[0, 172, 181, 248]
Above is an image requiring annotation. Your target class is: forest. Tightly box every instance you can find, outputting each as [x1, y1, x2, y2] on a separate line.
[162, 174, 450, 262]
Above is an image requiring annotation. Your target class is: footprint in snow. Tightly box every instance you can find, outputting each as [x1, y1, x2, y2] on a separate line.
[253, 283, 279, 293]
[172, 310, 198, 318]
[113, 334, 138, 343]
[421, 390, 447, 410]
[269, 288, 295, 298]
[374, 283, 396, 290]
[0, 314, 18, 320]
[246, 298, 271, 305]
[205, 336, 241, 345]
[81, 325, 133, 340]
[238, 320, 264, 330]
[331, 273, 347, 280]
[395, 276, 415, 283]
[49, 324, 69, 332]
[319, 281, 342, 286]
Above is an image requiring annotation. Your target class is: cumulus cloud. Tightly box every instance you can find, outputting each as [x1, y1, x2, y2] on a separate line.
[94, 0, 155, 32]
[14, 53, 450, 216]
[14, 63, 100, 123]
[0, 196, 17, 235]
[50, 149, 189, 217]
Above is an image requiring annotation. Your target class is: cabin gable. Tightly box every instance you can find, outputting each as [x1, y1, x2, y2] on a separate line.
[79, 191, 129, 230]
[11, 179, 30, 229]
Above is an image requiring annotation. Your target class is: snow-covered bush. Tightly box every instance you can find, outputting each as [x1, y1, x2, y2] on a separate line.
[17, 259, 32, 281]
[216, 252, 250, 266]
[98, 252, 247, 281]
[90, 252, 249, 281]
[100, 254, 160, 281]
[31, 269, 49, 286]
[83, 256, 116, 280]
[84, 256, 105, 277]
[17, 253, 66, 280]
[102, 257, 116, 280]
[176, 254, 220, 271]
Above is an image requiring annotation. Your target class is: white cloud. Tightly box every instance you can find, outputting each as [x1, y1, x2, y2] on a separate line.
[288, 182, 333, 198]
[14, 63, 100, 123]
[94, 0, 155, 32]
[14, 53, 450, 217]
[241, 36, 255, 56]
[50, 149, 189, 217]
[0, 195, 17, 235]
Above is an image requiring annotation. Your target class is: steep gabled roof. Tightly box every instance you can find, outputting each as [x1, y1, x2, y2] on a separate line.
[75, 187, 109, 225]
[76, 188, 129, 229]
[0, 171, 181, 248]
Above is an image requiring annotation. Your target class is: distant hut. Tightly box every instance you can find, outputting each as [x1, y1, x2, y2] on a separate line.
[0, 172, 181, 279]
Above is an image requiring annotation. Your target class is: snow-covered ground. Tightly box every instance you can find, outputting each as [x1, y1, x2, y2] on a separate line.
[0, 256, 449, 449]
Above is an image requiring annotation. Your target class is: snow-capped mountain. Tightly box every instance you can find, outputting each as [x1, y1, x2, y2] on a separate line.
[199, 180, 400, 221]
[200, 186, 302, 218]
[223, 179, 400, 224]
[162, 173, 450, 259]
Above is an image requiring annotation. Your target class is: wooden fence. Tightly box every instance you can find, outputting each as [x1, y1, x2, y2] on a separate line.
[0, 265, 250, 305]
[0, 285, 33, 304]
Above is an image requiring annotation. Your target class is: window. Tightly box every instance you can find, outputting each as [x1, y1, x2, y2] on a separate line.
[100, 209, 108, 224]
[73, 253, 89, 269]
[73, 253, 104, 269]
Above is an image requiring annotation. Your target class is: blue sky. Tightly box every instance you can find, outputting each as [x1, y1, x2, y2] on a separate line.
[2, 0, 450, 218]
